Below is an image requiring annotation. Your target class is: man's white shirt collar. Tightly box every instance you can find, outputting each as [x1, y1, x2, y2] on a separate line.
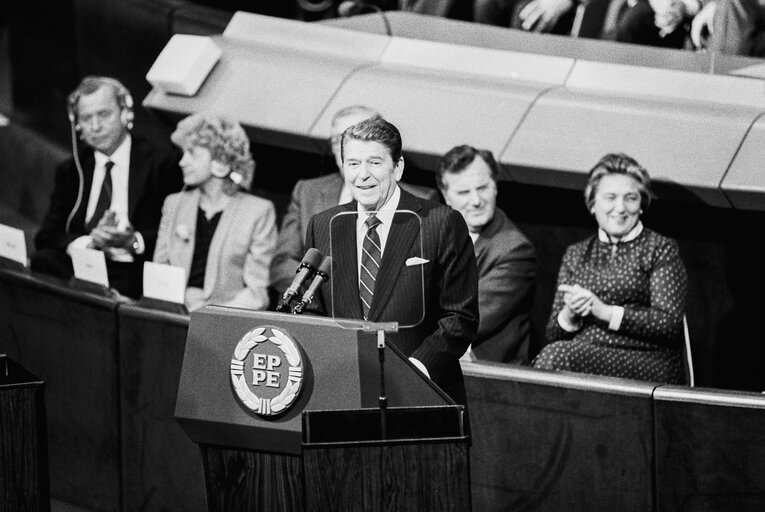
[356, 185, 401, 227]
[354, 185, 401, 269]
[94, 134, 131, 170]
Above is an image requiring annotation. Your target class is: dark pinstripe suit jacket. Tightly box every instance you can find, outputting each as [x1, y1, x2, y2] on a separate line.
[305, 189, 478, 403]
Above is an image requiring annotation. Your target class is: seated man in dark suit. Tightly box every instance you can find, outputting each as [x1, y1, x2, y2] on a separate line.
[31, 76, 182, 298]
[304, 116, 478, 404]
[437, 145, 536, 364]
[269, 105, 437, 297]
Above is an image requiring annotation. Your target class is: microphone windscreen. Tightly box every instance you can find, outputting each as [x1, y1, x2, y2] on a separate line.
[302, 248, 324, 268]
[317, 256, 333, 278]
[337, 0, 358, 17]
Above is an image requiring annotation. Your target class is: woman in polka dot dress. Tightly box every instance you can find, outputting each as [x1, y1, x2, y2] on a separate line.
[533, 153, 687, 384]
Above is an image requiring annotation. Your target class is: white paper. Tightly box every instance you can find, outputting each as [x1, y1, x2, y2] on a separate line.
[143, 261, 186, 304]
[71, 248, 109, 287]
[0, 224, 28, 266]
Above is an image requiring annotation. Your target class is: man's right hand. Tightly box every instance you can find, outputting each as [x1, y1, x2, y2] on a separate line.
[89, 210, 122, 249]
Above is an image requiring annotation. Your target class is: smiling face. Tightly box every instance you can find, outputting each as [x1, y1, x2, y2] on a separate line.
[441, 156, 497, 233]
[342, 138, 404, 212]
[75, 86, 129, 156]
[179, 145, 215, 187]
[591, 173, 642, 239]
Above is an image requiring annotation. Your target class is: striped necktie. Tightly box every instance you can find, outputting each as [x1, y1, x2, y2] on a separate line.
[359, 215, 382, 320]
[86, 160, 114, 231]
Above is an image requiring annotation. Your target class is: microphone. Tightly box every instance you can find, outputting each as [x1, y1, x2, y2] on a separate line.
[293, 257, 333, 314]
[337, 0, 392, 37]
[276, 248, 324, 312]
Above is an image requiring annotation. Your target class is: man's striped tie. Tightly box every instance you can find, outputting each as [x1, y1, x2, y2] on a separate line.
[359, 215, 382, 320]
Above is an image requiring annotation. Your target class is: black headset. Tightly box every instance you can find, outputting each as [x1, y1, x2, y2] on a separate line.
[67, 76, 135, 132]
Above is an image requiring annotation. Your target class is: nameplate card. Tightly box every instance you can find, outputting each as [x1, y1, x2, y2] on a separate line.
[0, 224, 28, 267]
[71, 248, 109, 287]
[143, 261, 186, 304]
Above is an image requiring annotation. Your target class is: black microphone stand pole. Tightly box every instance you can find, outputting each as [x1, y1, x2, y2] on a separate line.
[377, 329, 387, 440]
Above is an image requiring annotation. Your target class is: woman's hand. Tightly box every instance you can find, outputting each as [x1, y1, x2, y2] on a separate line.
[559, 284, 611, 322]
[559, 283, 593, 317]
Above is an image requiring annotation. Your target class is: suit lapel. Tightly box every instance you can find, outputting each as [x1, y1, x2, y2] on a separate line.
[473, 208, 503, 260]
[328, 203, 362, 319]
[175, 190, 200, 277]
[368, 192, 423, 321]
[75, 152, 97, 230]
[204, 193, 239, 299]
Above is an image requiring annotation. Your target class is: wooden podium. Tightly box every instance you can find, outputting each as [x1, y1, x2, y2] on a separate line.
[0, 355, 49, 512]
[175, 307, 470, 511]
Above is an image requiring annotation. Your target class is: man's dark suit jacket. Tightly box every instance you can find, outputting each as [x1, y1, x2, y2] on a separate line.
[473, 209, 536, 364]
[270, 172, 439, 295]
[32, 135, 182, 294]
[305, 188, 478, 403]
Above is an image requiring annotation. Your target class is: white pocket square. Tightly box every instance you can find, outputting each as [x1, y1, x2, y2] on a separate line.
[406, 257, 429, 266]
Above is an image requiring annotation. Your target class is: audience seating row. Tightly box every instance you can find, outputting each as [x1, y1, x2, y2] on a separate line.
[2, 267, 764, 512]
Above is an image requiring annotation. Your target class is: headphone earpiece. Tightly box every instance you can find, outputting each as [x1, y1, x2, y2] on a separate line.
[120, 88, 134, 130]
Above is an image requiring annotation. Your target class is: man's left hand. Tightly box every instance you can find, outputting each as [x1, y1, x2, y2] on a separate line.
[91, 225, 137, 252]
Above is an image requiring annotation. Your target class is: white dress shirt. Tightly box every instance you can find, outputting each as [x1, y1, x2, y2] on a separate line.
[86, 135, 131, 228]
[354, 185, 401, 281]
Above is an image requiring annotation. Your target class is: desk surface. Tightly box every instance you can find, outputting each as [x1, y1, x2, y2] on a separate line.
[144, 11, 765, 209]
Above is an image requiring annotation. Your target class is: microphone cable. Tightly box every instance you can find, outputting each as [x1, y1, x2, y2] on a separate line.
[65, 119, 86, 234]
[336, 0, 393, 37]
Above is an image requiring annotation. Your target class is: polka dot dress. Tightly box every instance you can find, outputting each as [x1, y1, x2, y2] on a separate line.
[533, 229, 687, 384]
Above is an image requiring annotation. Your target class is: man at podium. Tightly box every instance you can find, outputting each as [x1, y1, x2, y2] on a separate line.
[304, 116, 478, 404]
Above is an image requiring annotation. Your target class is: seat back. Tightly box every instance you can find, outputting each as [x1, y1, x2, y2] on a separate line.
[683, 314, 695, 387]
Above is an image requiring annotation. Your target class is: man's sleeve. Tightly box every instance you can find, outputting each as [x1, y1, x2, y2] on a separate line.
[270, 180, 306, 295]
[473, 234, 536, 360]
[410, 208, 479, 384]
[35, 159, 81, 252]
[228, 200, 278, 310]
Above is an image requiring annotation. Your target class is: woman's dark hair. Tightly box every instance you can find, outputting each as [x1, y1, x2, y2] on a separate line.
[584, 153, 652, 211]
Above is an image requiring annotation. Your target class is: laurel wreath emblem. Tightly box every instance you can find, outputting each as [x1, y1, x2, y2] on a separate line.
[230, 326, 303, 416]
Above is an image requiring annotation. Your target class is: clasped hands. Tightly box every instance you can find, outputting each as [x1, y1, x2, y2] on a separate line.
[89, 210, 137, 253]
[559, 284, 608, 323]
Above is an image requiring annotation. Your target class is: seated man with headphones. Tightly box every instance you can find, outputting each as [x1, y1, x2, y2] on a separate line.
[31, 76, 183, 298]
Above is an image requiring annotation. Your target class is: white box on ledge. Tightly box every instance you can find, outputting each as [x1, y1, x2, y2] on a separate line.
[146, 34, 222, 96]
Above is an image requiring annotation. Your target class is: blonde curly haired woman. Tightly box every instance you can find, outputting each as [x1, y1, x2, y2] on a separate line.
[153, 114, 276, 311]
